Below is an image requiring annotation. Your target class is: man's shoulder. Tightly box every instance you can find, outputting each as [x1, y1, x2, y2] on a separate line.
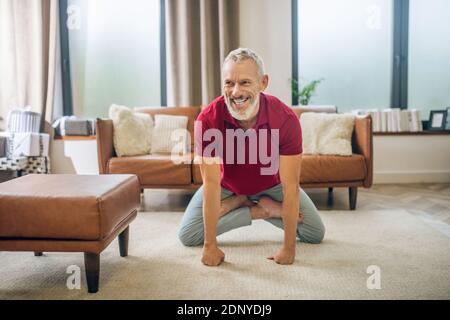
[264, 94, 298, 124]
[264, 94, 302, 151]
[198, 95, 225, 122]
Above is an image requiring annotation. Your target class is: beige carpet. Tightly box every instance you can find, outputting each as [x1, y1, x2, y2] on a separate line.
[1, 209, 449, 300]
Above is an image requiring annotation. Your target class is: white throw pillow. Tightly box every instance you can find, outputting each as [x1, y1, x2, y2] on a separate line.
[151, 115, 189, 155]
[109, 104, 154, 157]
[300, 113, 355, 156]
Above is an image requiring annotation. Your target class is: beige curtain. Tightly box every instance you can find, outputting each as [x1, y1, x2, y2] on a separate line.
[165, 0, 239, 107]
[0, 0, 59, 132]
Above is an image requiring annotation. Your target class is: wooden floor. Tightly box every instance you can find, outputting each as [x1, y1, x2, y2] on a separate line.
[142, 183, 450, 226]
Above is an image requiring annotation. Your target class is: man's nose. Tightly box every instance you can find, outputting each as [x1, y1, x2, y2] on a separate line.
[231, 84, 242, 97]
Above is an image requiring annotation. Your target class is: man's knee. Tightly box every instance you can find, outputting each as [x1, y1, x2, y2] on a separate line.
[309, 222, 326, 244]
[298, 220, 326, 244]
[309, 225, 325, 244]
[178, 227, 204, 247]
[178, 205, 205, 247]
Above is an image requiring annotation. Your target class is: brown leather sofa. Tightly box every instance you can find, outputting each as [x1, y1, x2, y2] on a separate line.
[96, 106, 372, 210]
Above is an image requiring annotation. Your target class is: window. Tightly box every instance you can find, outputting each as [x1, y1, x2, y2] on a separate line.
[408, 0, 450, 119]
[60, 0, 165, 118]
[293, 0, 450, 119]
[294, 0, 393, 112]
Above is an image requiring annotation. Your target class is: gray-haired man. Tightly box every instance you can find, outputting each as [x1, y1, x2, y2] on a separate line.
[178, 48, 325, 266]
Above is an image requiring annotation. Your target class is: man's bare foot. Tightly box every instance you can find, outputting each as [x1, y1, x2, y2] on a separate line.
[220, 195, 254, 217]
[250, 204, 270, 220]
[258, 196, 304, 223]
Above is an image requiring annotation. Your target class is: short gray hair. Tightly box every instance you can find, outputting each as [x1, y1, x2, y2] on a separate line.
[223, 48, 266, 79]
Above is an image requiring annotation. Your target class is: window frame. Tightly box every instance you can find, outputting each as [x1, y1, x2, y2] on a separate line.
[392, 0, 409, 109]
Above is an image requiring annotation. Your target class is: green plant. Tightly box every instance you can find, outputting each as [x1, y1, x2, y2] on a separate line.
[291, 78, 323, 105]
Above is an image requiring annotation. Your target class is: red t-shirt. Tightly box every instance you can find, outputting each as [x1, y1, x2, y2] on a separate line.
[195, 93, 302, 195]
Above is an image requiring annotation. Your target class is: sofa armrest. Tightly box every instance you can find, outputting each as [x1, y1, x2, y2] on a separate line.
[96, 118, 116, 174]
[352, 115, 373, 188]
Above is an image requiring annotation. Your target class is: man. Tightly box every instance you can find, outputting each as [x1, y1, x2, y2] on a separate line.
[178, 48, 325, 266]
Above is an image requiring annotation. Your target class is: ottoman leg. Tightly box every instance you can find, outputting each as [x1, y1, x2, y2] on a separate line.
[84, 253, 100, 293]
[119, 226, 129, 257]
[34, 252, 43, 256]
[349, 187, 358, 210]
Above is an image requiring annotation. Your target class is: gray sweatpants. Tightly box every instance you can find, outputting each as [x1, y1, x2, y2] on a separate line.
[178, 184, 325, 247]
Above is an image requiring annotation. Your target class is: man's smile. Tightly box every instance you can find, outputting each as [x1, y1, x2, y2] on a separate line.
[230, 96, 251, 111]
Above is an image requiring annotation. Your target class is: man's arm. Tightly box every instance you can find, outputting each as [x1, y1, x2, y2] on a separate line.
[198, 156, 224, 266]
[268, 154, 302, 264]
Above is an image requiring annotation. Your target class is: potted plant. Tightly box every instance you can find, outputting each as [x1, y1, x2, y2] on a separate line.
[291, 78, 323, 106]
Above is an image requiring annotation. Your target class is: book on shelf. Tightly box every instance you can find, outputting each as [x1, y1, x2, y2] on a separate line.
[349, 108, 422, 133]
[409, 109, 422, 132]
[400, 110, 410, 132]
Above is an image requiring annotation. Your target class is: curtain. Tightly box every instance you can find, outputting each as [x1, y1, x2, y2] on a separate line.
[165, 0, 239, 107]
[0, 0, 59, 132]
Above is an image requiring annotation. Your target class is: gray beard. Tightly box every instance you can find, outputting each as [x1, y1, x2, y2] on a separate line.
[225, 95, 260, 121]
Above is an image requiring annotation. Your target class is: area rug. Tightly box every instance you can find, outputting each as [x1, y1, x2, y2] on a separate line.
[0, 209, 449, 299]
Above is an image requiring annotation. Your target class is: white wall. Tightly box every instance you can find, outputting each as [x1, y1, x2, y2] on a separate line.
[239, 0, 292, 105]
[374, 135, 450, 183]
[50, 140, 99, 174]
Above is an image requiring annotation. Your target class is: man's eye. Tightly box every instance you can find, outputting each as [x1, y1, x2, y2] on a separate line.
[241, 81, 251, 85]
[224, 82, 233, 86]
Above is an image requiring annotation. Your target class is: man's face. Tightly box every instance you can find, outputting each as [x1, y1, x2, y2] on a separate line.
[222, 59, 268, 121]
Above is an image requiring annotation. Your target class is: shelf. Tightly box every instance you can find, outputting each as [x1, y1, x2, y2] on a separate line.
[53, 131, 450, 139]
[54, 135, 96, 141]
[374, 131, 450, 136]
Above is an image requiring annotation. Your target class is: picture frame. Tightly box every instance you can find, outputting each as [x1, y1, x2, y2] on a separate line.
[445, 107, 450, 131]
[428, 110, 446, 131]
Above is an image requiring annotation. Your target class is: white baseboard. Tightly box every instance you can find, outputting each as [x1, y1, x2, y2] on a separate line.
[374, 171, 450, 184]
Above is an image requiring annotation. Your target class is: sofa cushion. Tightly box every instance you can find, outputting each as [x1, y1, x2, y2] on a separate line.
[192, 163, 202, 185]
[300, 154, 367, 183]
[134, 106, 201, 150]
[151, 115, 189, 154]
[300, 113, 355, 156]
[108, 153, 192, 186]
[193, 155, 366, 185]
[109, 104, 153, 157]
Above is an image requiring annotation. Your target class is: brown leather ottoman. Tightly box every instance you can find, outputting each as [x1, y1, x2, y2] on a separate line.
[0, 174, 140, 293]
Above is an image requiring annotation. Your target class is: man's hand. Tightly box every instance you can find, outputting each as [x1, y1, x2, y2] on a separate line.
[202, 245, 225, 266]
[198, 156, 223, 266]
[267, 246, 296, 265]
[273, 154, 302, 266]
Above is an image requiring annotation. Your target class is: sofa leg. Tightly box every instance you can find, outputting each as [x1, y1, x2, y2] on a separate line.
[118, 226, 129, 257]
[84, 253, 100, 293]
[327, 188, 334, 206]
[349, 187, 358, 210]
[140, 188, 145, 203]
[34, 252, 43, 256]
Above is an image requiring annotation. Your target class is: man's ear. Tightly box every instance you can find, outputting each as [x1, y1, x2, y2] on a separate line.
[261, 75, 269, 91]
